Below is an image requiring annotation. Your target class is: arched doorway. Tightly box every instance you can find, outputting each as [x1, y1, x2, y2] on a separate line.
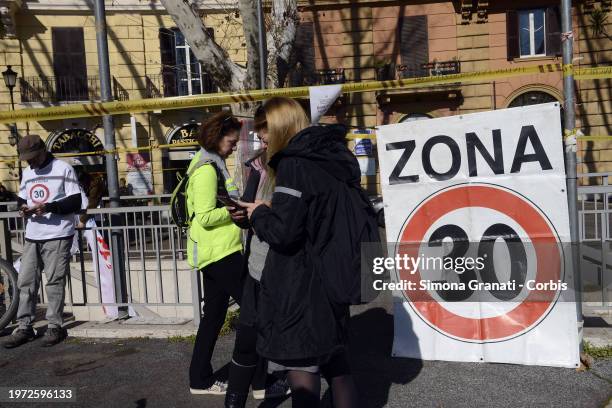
[162, 122, 200, 193]
[507, 89, 563, 129]
[508, 90, 559, 108]
[46, 127, 105, 171]
[399, 112, 433, 123]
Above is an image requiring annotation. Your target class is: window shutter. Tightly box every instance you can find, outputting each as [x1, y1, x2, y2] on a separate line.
[506, 11, 519, 60]
[289, 23, 315, 86]
[159, 28, 177, 97]
[400, 16, 429, 78]
[52, 27, 87, 101]
[546, 6, 562, 57]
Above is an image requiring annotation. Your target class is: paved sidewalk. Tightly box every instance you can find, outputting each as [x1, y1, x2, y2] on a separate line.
[1, 304, 611, 408]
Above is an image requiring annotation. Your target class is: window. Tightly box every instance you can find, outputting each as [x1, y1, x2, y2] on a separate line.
[519, 9, 546, 57]
[508, 91, 558, 108]
[173, 30, 208, 95]
[288, 23, 315, 87]
[52, 27, 88, 101]
[399, 113, 432, 123]
[159, 28, 215, 97]
[507, 7, 561, 60]
[399, 15, 429, 78]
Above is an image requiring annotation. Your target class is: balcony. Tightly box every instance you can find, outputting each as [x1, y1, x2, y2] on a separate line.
[314, 68, 346, 85]
[399, 60, 461, 79]
[376, 60, 461, 81]
[145, 71, 215, 99]
[19, 75, 127, 105]
[20, 76, 99, 104]
[376, 60, 463, 106]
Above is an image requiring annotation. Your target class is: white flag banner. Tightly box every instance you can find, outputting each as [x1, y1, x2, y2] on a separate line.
[375, 103, 580, 368]
[309, 84, 343, 124]
[81, 218, 118, 318]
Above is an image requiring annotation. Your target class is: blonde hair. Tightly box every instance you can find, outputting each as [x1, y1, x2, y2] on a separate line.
[261, 97, 310, 164]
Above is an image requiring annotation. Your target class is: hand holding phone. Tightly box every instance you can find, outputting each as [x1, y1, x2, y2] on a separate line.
[218, 194, 246, 211]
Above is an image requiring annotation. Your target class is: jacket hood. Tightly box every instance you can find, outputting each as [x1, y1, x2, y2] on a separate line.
[268, 124, 361, 185]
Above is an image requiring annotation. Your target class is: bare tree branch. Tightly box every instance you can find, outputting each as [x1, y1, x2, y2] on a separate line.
[160, 0, 246, 91]
[161, 0, 298, 93]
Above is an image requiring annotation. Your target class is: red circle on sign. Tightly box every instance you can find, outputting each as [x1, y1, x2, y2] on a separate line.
[29, 184, 50, 204]
[397, 184, 562, 342]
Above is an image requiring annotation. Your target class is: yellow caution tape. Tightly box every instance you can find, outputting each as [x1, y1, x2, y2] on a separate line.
[574, 66, 612, 80]
[576, 136, 612, 141]
[3, 63, 610, 125]
[0, 132, 609, 165]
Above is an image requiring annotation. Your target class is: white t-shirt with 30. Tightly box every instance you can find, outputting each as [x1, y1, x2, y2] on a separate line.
[19, 158, 81, 241]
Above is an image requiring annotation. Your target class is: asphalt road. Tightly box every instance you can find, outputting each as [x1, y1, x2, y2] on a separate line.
[0, 304, 610, 408]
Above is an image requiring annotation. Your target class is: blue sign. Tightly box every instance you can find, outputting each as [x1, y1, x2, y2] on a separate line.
[354, 138, 373, 156]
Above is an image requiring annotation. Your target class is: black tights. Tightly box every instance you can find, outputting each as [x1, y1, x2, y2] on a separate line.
[286, 350, 358, 408]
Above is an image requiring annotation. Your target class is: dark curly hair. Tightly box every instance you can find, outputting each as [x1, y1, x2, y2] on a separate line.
[198, 111, 242, 151]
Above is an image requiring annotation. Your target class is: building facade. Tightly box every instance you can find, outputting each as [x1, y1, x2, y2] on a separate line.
[297, 0, 611, 192]
[0, 0, 610, 196]
[0, 0, 249, 195]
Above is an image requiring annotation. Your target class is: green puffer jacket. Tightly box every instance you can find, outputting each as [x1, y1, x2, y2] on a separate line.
[186, 151, 242, 269]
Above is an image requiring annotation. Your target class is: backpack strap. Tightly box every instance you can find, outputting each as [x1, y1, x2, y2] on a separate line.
[187, 151, 213, 177]
[185, 152, 214, 225]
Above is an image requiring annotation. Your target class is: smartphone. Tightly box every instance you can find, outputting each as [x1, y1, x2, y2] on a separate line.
[218, 194, 246, 211]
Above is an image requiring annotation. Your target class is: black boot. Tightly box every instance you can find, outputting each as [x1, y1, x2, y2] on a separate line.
[224, 392, 247, 408]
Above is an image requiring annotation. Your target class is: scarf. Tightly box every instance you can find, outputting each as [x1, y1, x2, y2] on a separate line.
[199, 148, 240, 199]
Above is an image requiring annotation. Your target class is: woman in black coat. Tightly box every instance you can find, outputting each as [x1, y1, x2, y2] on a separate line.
[239, 97, 359, 408]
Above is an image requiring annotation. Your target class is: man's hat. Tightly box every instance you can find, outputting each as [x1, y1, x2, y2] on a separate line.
[17, 134, 46, 161]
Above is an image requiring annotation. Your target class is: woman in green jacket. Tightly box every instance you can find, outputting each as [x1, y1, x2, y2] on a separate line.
[187, 111, 244, 395]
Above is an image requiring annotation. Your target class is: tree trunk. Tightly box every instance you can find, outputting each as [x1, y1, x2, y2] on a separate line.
[160, 0, 246, 91]
[268, 0, 299, 87]
[238, 0, 261, 90]
[160, 0, 300, 112]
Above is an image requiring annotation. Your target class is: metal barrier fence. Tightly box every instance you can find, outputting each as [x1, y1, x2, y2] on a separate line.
[0, 180, 611, 323]
[578, 173, 612, 308]
[0, 202, 202, 325]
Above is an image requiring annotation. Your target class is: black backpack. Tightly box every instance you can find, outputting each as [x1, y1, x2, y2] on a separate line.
[315, 174, 383, 305]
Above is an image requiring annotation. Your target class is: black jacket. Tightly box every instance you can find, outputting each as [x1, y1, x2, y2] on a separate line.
[251, 124, 360, 361]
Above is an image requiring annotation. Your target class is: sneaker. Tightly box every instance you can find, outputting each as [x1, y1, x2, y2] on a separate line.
[190, 381, 228, 395]
[3, 328, 36, 349]
[252, 378, 291, 400]
[41, 327, 66, 347]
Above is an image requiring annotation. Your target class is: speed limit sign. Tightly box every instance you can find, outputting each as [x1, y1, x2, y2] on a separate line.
[377, 103, 579, 368]
[29, 184, 50, 204]
[396, 183, 563, 342]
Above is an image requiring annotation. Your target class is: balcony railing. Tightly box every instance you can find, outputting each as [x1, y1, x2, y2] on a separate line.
[397, 60, 461, 79]
[145, 71, 215, 99]
[314, 68, 346, 85]
[19, 76, 101, 104]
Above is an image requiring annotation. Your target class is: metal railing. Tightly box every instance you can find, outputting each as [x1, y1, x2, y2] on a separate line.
[0, 203, 202, 324]
[578, 172, 612, 308]
[0, 177, 609, 319]
[314, 68, 346, 85]
[398, 60, 461, 79]
[19, 76, 101, 103]
[145, 72, 215, 99]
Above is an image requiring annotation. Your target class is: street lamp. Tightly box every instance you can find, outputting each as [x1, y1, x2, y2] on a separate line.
[2, 65, 21, 178]
[2, 66, 17, 108]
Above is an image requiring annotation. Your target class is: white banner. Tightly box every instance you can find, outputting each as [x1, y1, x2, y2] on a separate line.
[375, 103, 580, 368]
[81, 218, 118, 318]
[309, 84, 342, 124]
